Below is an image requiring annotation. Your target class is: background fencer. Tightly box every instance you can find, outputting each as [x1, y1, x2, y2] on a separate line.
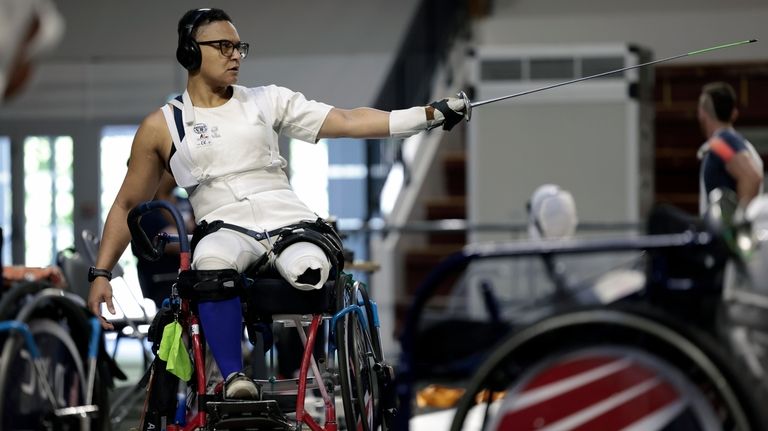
[87, 7, 467, 399]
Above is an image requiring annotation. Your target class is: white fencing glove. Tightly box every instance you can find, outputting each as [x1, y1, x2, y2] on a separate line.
[389, 96, 466, 138]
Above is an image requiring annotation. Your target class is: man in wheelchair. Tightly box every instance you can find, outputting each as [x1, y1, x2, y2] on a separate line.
[87, 6, 466, 403]
[172, 217, 347, 400]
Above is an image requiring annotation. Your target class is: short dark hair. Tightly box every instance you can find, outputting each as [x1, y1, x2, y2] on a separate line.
[176, 8, 233, 70]
[177, 8, 232, 41]
[701, 82, 737, 122]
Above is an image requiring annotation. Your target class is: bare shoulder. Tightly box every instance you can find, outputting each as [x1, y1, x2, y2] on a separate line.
[133, 108, 172, 164]
[140, 109, 170, 141]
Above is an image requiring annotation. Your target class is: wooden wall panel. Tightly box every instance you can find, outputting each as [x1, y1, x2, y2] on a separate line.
[654, 62, 768, 213]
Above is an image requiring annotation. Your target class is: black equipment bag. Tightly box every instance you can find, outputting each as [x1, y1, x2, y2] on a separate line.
[142, 306, 180, 429]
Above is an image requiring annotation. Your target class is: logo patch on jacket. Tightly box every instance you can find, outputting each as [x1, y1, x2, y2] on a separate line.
[193, 123, 211, 146]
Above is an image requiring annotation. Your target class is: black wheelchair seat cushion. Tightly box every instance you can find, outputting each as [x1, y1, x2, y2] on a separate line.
[242, 277, 335, 316]
[175, 268, 336, 315]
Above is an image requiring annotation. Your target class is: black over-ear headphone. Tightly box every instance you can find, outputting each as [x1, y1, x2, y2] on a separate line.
[176, 8, 212, 71]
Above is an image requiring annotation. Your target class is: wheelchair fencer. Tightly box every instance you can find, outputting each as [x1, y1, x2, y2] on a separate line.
[127, 200, 395, 431]
[0, 280, 115, 430]
[398, 188, 768, 431]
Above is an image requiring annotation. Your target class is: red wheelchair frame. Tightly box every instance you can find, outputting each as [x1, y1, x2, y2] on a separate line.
[128, 200, 394, 431]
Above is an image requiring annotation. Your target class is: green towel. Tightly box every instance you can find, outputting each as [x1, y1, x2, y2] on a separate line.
[158, 321, 192, 381]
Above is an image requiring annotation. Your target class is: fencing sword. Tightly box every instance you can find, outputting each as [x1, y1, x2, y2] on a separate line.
[456, 39, 758, 122]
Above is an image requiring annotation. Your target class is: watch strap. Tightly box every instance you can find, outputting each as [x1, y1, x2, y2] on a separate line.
[88, 267, 112, 282]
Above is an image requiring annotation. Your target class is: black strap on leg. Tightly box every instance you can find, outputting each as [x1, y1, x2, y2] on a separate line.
[191, 218, 346, 274]
[269, 218, 346, 273]
[191, 220, 284, 251]
[176, 269, 245, 301]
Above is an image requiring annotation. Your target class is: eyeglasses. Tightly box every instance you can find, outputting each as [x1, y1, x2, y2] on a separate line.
[197, 39, 250, 60]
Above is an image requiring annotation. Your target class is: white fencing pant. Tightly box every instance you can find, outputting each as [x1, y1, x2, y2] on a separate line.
[192, 229, 331, 290]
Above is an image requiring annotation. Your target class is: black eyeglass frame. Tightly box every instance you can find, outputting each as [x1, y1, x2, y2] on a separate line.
[197, 39, 250, 59]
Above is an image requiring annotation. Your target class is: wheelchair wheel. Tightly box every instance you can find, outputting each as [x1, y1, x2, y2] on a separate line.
[356, 280, 397, 430]
[355, 281, 384, 363]
[0, 285, 110, 430]
[336, 277, 382, 431]
[0, 319, 88, 430]
[450, 306, 768, 431]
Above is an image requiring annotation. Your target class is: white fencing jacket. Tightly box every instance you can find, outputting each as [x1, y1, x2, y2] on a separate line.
[160, 85, 333, 231]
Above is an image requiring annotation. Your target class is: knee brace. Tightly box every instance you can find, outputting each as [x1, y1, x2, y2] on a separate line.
[192, 229, 268, 272]
[274, 242, 330, 291]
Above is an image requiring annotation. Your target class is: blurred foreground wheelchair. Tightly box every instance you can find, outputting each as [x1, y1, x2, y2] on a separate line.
[58, 227, 159, 426]
[128, 200, 396, 431]
[398, 189, 768, 430]
[0, 279, 114, 430]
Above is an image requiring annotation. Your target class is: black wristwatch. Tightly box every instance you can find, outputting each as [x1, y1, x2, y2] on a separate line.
[88, 267, 113, 282]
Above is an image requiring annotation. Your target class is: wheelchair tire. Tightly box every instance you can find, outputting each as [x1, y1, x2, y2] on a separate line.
[0, 285, 111, 431]
[449, 306, 768, 431]
[0, 319, 93, 430]
[356, 281, 397, 430]
[356, 282, 384, 362]
[0, 281, 50, 320]
[336, 277, 382, 431]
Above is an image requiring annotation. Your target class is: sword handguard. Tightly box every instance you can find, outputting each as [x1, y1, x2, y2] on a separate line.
[457, 90, 472, 122]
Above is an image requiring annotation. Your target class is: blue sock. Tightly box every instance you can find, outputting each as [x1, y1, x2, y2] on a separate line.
[198, 297, 243, 378]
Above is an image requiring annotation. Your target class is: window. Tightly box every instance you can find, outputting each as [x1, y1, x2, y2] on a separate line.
[0, 137, 10, 265]
[100, 126, 137, 227]
[530, 58, 574, 80]
[24, 136, 73, 266]
[100, 125, 140, 285]
[581, 56, 625, 79]
[480, 59, 523, 81]
[289, 138, 371, 277]
[289, 138, 329, 218]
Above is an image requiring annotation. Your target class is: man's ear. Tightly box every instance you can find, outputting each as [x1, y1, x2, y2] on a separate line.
[731, 107, 739, 123]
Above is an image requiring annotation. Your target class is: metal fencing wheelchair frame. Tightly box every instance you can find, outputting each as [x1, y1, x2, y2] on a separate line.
[128, 200, 395, 431]
[0, 283, 107, 430]
[395, 220, 768, 430]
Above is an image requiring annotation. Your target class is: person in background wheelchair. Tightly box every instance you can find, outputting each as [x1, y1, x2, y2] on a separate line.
[88, 7, 466, 400]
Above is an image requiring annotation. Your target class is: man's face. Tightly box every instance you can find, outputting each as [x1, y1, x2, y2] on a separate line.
[195, 20, 242, 86]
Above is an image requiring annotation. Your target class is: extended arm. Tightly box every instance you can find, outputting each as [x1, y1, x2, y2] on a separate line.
[87, 110, 170, 327]
[318, 107, 391, 138]
[317, 97, 465, 139]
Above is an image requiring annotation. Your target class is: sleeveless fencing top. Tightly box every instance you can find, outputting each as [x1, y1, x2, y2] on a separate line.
[160, 85, 333, 230]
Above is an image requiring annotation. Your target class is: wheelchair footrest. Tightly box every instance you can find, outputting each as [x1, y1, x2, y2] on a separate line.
[206, 400, 292, 430]
[258, 376, 320, 413]
[54, 404, 100, 418]
[257, 376, 318, 395]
